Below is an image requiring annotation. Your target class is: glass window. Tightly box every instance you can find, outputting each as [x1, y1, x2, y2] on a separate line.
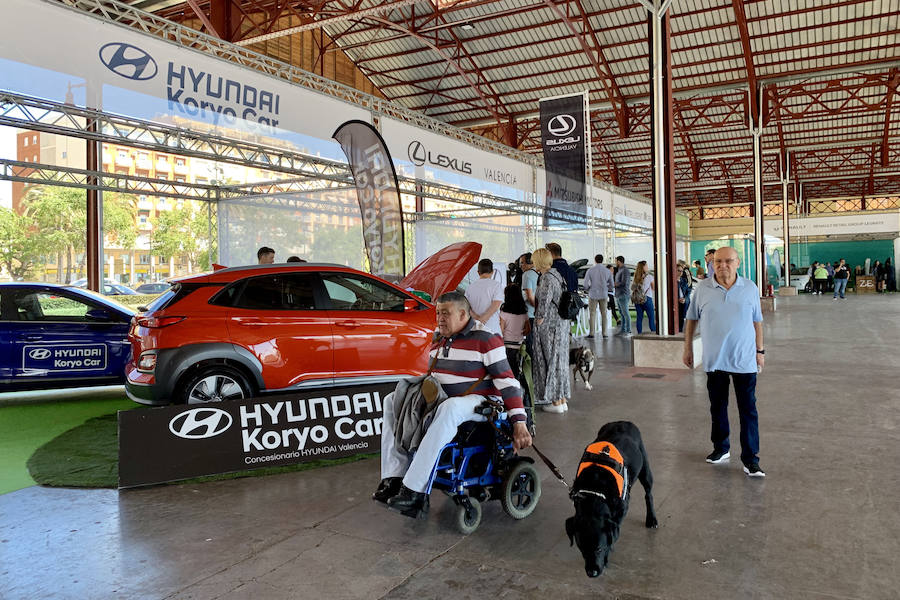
[322, 273, 406, 312]
[23, 137, 28, 147]
[219, 273, 317, 310]
[12, 291, 91, 322]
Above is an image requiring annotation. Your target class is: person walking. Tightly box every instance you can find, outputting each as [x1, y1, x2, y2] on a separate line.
[614, 256, 632, 335]
[833, 258, 849, 300]
[532, 247, 570, 414]
[583, 254, 614, 338]
[872, 260, 884, 293]
[682, 246, 766, 477]
[631, 260, 656, 334]
[465, 258, 504, 335]
[884, 258, 895, 292]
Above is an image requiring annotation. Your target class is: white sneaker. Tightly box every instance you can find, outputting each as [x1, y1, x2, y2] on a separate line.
[563, 402, 569, 412]
[540, 403, 565, 414]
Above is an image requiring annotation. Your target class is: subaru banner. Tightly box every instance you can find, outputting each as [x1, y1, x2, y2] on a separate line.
[118, 382, 395, 488]
[540, 93, 589, 224]
[333, 120, 405, 279]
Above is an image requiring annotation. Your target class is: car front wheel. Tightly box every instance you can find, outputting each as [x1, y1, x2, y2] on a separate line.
[180, 365, 254, 404]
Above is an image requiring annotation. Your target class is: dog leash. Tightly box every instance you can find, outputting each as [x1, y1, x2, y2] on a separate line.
[529, 442, 571, 490]
[529, 443, 611, 501]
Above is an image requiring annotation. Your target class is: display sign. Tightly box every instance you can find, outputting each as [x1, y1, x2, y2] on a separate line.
[0, 0, 370, 143]
[333, 120, 405, 278]
[540, 93, 589, 221]
[855, 275, 876, 293]
[768, 212, 900, 238]
[118, 382, 395, 488]
[23, 343, 107, 372]
[379, 117, 534, 194]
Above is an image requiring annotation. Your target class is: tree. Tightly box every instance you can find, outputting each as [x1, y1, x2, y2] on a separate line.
[21, 186, 86, 283]
[151, 201, 216, 274]
[0, 207, 47, 280]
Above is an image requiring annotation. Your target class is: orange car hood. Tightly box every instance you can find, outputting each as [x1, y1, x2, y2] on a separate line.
[399, 242, 482, 300]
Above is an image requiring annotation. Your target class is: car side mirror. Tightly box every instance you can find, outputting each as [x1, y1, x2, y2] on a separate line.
[404, 298, 420, 312]
[85, 308, 112, 321]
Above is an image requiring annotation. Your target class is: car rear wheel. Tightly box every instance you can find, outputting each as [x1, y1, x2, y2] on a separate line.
[180, 365, 254, 404]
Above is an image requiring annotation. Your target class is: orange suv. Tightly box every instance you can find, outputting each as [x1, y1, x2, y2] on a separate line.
[125, 243, 480, 405]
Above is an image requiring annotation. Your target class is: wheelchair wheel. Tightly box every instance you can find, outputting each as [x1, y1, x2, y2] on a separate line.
[454, 497, 482, 535]
[501, 461, 541, 520]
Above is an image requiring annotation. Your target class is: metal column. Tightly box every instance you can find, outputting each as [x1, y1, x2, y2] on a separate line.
[781, 155, 791, 287]
[86, 119, 102, 292]
[751, 90, 765, 293]
[648, 2, 678, 335]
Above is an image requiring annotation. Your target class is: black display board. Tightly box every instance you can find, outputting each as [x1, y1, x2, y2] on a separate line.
[119, 382, 395, 488]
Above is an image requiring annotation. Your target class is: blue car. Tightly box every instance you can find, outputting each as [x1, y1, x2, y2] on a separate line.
[0, 283, 136, 391]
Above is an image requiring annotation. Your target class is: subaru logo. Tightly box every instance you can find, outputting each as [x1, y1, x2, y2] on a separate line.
[548, 114, 577, 137]
[28, 348, 51, 360]
[407, 141, 427, 166]
[99, 42, 158, 81]
[169, 408, 233, 440]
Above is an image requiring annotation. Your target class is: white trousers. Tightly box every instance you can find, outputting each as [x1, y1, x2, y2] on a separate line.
[380, 392, 487, 493]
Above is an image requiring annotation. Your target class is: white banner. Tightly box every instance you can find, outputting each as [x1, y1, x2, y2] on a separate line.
[768, 212, 900, 237]
[380, 118, 534, 194]
[0, 0, 369, 153]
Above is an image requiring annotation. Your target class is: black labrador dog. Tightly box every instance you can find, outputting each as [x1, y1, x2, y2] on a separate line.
[565, 421, 658, 577]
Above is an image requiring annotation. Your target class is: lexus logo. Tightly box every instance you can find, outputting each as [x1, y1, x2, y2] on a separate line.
[169, 408, 233, 440]
[28, 348, 51, 360]
[408, 141, 426, 166]
[99, 42, 158, 81]
[548, 114, 577, 137]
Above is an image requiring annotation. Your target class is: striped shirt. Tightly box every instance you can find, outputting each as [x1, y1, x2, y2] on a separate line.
[429, 318, 526, 423]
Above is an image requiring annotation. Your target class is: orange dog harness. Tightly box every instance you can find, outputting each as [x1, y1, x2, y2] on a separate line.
[576, 441, 627, 499]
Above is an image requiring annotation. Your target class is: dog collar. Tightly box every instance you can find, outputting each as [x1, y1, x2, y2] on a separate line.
[576, 441, 627, 499]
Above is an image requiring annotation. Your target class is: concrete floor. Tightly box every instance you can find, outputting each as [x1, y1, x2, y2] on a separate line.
[2, 294, 899, 600]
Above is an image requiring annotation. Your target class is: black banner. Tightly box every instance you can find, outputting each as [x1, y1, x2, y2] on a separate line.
[540, 94, 588, 224]
[118, 383, 395, 488]
[333, 120, 405, 279]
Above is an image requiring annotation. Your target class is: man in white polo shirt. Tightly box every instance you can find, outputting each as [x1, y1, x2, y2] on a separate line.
[682, 246, 766, 477]
[465, 258, 504, 335]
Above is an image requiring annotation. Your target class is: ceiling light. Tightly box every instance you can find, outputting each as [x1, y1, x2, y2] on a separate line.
[459, 22, 475, 31]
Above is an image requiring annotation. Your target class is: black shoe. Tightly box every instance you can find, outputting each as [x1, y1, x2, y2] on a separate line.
[387, 485, 430, 519]
[743, 462, 766, 477]
[372, 477, 403, 505]
[705, 449, 730, 464]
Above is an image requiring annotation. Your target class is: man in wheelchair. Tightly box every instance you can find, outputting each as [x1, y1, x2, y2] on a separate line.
[373, 291, 533, 519]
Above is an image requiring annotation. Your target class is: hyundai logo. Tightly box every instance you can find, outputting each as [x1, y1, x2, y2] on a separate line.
[28, 348, 51, 360]
[169, 408, 233, 440]
[408, 140, 427, 166]
[548, 114, 577, 137]
[99, 42, 158, 81]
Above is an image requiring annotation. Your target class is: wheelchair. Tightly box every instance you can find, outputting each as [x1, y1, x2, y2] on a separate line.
[425, 404, 542, 535]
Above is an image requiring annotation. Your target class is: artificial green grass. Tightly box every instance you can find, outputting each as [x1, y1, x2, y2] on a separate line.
[0, 395, 134, 495]
[26, 407, 377, 489]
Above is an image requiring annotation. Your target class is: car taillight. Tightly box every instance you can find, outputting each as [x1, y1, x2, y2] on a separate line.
[136, 316, 185, 328]
[138, 352, 156, 372]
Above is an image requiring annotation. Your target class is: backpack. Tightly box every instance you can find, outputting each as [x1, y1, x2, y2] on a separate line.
[630, 280, 647, 305]
[557, 290, 584, 320]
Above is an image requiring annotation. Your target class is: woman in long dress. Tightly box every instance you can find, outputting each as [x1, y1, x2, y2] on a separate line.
[531, 247, 570, 414]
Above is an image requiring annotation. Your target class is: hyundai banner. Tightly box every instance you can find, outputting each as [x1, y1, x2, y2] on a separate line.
[540, 93, 589, 223]
[333, 120, 405, 279]
[118, 383, 394, 488]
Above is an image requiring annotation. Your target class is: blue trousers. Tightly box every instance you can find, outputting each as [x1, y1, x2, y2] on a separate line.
[833, 278, 847, 298]
[707, 371, 759, 465]
[635, 297, 656, 333]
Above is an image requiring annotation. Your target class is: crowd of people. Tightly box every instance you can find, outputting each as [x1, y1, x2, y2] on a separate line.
[805, 258, 895, 296]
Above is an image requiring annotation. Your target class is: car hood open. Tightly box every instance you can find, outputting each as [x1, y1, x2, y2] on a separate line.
[399, 242, 482, 301]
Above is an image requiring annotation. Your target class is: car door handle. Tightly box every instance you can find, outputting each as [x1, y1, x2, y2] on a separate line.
[336, 320, 361, 329]
[24, 335, 43, 341]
